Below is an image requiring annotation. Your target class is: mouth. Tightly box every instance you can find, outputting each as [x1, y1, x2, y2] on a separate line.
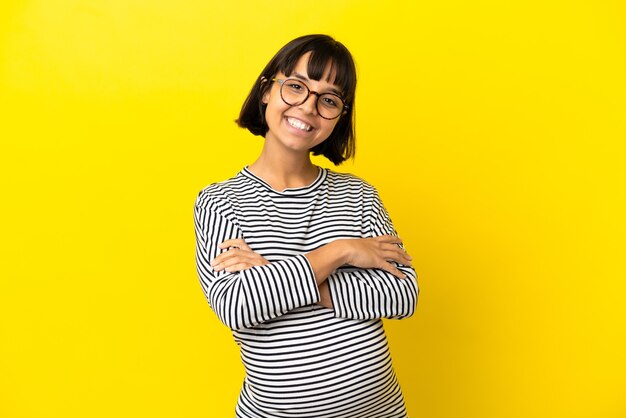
[286, 116, 314, 132]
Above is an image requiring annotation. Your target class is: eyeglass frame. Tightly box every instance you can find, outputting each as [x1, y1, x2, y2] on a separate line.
[271, 78, 349, 120]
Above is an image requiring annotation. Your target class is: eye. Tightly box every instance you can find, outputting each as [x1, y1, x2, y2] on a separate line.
[320, 95, 340, 109]
[285, 81, 306, 94]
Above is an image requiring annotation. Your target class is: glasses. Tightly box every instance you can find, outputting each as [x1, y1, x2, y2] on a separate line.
[272, 78, 348, 120]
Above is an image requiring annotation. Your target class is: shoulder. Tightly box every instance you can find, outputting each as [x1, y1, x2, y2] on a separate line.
[195, 171, 251, 215]
[324, 169, 379, 197]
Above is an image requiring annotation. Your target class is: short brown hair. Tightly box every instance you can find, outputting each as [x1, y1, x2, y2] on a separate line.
[236, 34, 357, 165]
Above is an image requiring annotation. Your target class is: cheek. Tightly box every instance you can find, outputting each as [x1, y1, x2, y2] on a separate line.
[263, 99, 288, 131]
[266, 91, 287, 113]
[313, 123, 338, 146]
[322, 119, 341, 135]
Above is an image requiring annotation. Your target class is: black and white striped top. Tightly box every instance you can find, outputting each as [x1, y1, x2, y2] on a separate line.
[194, 167, 419, 418]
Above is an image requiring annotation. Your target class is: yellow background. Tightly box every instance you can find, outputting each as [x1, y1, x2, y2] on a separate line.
[1, 1, 625, 417]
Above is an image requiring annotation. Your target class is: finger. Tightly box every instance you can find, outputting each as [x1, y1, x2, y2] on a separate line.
[381, 262, 408, 279]
[382, 247, 412, 263]
[214, 251, 256, 268]
[214, 259, 253, 273]
[373, 234, 400, 241]
[225, 262, 255, 273]
[213, 257, 249, 272]
[381, 241, 410, 254]
[374, 235, 403, 245]
[384, 256, 412, 268]
[211, 248, 249, 266]
[387, 256, 413, 268]
[218, 239, 251, 250]
[213, 251, 268, 271]
[211, 249, 235, 266]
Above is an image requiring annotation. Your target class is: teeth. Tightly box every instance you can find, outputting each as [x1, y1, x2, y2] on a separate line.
[287, 117, 312, 132]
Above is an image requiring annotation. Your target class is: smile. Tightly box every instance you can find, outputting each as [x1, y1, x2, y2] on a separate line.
[286, 117, 313, 132]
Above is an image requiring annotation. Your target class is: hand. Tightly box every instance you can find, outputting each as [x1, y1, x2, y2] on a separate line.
[210, 239, 269, 273]
[341, 235, 412, 279]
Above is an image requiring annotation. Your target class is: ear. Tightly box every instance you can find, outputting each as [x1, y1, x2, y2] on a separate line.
[260, 77, 269, 104]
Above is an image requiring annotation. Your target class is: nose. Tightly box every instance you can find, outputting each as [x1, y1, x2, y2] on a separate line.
[298, 92, 319, 115]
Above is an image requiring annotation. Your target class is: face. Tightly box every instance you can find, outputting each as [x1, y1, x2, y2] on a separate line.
[262, 52, 343, 156]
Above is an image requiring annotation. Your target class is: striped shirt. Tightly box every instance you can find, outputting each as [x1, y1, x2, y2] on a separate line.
[194, 167, 419, 418]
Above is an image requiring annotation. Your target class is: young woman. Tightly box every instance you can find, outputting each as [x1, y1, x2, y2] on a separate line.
[194, 34, 419, 418]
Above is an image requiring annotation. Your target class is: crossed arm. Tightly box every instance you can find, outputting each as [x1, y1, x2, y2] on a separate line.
[211, 235, 413, 309]
[195, 186, 418, 329]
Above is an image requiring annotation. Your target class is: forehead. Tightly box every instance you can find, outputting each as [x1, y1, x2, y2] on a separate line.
[281, 51, 340, 88]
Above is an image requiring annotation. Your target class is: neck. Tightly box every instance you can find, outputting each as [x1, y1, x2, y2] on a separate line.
[248, 142, 320, 192]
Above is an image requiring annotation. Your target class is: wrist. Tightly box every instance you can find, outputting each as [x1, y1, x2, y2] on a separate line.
[330, 239, 351, 266]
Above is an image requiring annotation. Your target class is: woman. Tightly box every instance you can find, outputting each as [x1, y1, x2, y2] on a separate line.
[194, 34, 419, 418]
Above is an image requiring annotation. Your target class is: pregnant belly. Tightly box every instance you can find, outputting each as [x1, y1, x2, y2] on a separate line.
[232, 306, 403, 417]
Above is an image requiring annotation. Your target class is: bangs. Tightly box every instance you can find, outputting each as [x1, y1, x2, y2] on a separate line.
[277, 41, 356, 102]
[239, 34, 356, 164]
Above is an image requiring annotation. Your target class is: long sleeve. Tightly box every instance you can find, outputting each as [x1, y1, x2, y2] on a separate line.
[326, 189, 419, 320]
[194, 170, 413, 417]
[194, 192, 320, 331]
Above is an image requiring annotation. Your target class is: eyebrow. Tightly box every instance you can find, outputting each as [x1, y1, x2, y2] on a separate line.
[292, 72, 343, 97]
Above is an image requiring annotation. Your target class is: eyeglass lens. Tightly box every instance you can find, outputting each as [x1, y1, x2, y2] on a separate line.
[279, 79, 344, 119]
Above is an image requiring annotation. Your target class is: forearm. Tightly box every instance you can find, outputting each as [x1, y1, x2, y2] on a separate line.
[304, 240, 349, 285]
[327, 265, 418, 320]
[305, 236, 417, 318]
[199, 254, 320, 330]
[317, 280, 334, 309]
